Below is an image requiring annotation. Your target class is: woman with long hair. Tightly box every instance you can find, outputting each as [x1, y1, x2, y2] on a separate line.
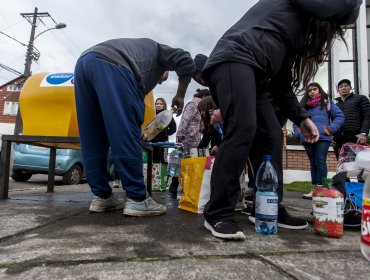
[197, 96, 222, 156]
[196, 0, 362, 240]
[295, 83, 344, 199]
[151, 97, 176, 163]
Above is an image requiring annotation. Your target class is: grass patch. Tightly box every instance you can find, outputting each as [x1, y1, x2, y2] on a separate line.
[283, 181, 311, 193]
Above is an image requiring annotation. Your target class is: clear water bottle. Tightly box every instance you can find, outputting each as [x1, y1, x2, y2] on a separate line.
[142, 107, 176, 141]
[167, 147, 184, 177]
[361, 176, 370, 261]
[255, 154, 278, 235]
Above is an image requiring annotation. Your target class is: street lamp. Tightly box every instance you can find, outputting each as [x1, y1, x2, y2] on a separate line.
[23, 19, 67, 76]
[34, 23, 67, 40]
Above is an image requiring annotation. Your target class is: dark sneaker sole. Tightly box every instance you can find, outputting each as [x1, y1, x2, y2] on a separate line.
[123, 208, 167, 217]
[249, 216, 308, 230]
[204, 220, 246, 240]
[89, 204, 125, 213]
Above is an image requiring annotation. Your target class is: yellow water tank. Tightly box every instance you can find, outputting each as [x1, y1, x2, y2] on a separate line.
[20, 72, 155, 136]
[20, 72, 78, 137]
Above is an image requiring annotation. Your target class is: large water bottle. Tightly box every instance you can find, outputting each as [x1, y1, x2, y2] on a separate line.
[142, 107, 176, 141]
[167, 147, 184, 177]
[255, 154, 278, 235]
[361, 176, 370, 261]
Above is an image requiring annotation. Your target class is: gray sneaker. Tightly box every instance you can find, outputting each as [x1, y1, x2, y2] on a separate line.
[123, 195, 167, 217]
[89, 195, 125, 212]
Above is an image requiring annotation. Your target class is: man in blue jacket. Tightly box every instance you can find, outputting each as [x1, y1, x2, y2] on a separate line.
[74, 38, 195, 216]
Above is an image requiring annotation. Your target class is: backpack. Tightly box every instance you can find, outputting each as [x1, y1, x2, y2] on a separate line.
[332, 172, 362, 228]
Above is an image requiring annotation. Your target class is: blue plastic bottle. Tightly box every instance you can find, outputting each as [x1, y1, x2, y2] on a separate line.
[255, 154, 278, 235]
[167, 147, 184, 177]
[213, 123, 224, 140]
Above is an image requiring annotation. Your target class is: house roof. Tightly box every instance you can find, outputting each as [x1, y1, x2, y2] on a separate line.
[0, 75, 27, 89]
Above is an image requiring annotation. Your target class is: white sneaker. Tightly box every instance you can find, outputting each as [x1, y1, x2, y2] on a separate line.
[302, 190, 313, 199]
[112, 180, 120, 188]
[123, 194, 167, 217]
[89, 194, 125, 212]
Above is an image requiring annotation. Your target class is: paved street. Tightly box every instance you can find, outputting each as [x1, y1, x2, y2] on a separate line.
[0, 178, 369, 279]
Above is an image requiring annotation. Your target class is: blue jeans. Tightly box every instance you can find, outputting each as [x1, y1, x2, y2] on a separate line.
[303, 140, 331, 185]
[74, 52, 146, 200]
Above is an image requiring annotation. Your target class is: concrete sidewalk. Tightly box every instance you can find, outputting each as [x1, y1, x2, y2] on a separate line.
[0, 180, 369, 280]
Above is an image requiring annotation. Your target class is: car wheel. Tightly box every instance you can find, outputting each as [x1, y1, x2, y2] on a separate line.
[62, 164, 82, 185]
[11, 170, 32, 182]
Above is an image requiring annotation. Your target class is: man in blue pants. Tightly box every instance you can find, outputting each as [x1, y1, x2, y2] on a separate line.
[74, 38, 195, 216]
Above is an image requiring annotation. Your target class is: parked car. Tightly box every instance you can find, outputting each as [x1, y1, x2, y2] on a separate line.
[12, 144, 84, 185]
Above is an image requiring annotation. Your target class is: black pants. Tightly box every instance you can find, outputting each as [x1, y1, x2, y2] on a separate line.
[333, 134, 358, 160]
[204, 62, 281, 223]
[248, 96, 284, 204]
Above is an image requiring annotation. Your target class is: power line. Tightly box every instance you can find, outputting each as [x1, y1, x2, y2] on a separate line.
[0, 31, 26, 46]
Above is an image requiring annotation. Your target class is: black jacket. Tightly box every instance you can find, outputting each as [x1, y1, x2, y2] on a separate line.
[334, 93, 370, 136]
[203, 0, 362, 126]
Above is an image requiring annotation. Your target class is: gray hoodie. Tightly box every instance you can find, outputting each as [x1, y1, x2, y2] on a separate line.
[82, 38, 195, 94]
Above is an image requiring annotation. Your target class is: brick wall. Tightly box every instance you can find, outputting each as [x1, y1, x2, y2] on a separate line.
[283, 145, 337, 172]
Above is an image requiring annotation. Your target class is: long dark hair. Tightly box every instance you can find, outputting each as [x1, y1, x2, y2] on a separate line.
[300, 82, 329, 109]
[193, 88, 211, 98]
[198, 96, 217, 134]
[293, 19, 347, 91]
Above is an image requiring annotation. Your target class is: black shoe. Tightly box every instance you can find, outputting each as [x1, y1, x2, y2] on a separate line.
[344, 209, 362, 228]
[240, 203, 254, 216]
[278, 206, 308, 230]
[204, 220, 246, 240]
[248, 205, 308, 230]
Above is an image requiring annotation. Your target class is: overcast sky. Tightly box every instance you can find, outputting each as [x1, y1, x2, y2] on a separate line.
[0, 0, 257, 105]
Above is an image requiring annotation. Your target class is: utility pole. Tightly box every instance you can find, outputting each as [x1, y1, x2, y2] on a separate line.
[13, 7, 66, 135]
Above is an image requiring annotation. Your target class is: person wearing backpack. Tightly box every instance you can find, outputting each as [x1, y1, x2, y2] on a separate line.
[294, 82, 344, 199]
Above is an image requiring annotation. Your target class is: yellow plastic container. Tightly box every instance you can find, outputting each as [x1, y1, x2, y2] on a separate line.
[142, 90, 155, 128]
[20, 72, 155, 144]
[20, 72, 78, 137]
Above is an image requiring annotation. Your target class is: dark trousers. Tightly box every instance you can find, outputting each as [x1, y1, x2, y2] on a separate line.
[204, 62, 276, 223]
[74, 52, 146, 200]
[247, 96, 284, 203]
[303, 140, 331, 185]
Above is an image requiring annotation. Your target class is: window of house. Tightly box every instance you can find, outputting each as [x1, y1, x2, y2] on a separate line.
[6, 84, 22, 92]
[3, 101, 19, 116]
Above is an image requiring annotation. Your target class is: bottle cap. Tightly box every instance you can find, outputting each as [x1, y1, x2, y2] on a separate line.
[322, 178, 333, 184]
[263, 154, 271, 161]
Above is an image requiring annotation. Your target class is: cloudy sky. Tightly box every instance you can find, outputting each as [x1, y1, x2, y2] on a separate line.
[0, 0, 257, 105]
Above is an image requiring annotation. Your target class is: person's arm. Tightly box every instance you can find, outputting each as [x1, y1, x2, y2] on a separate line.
[327, 102, 345, 135]
[359, 95, 370, 135]
[157, 44, 195, 116]
[270, 65, 311, 127]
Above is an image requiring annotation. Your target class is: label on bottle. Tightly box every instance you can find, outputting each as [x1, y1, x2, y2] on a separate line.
[255, 192, 278, 219]
[313, 196, 344, 222]
[362, 198, 370, 246]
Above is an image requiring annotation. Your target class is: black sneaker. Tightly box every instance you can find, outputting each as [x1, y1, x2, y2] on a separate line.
[248, 205, 308, 230]
[204, 220, 246, 240]
[278, 206, 308, 230]
[240, 203, 254, 216]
